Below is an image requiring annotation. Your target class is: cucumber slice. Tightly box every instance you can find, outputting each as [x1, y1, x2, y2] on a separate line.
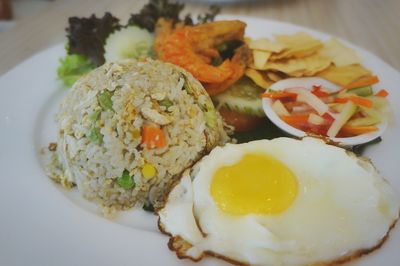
[360, 106, 381, 120]
[308, 113, 325, 125]
[104, 26, 154, 62]
[272, 100, 289, 116]
[347, 86, 373, 97]
[213, 77, 265, 117]
[329, 103, 345, 112]
[347, 116, 380, 127]
[367, 96, 389, 109]
[327, 101, 357, 137]
[360, 96, 393, 122]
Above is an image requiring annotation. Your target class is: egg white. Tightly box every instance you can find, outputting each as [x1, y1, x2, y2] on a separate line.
[158, 137, 399, 266]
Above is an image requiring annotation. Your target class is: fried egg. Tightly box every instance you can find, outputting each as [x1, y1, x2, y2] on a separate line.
[158, 137, 399, 266]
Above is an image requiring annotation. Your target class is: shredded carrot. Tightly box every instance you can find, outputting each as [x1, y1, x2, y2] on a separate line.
[348, 95, 373, 108]
[141, 125, 166, 149]
[280, 114, 309, 125]
[334, 98, 348, 104]
[341, 125, 379, 135]
[261, 91, 297, 99]
[335, 95, 373, 108]
[375, 89, 389, 97]
[344, 75, 380, 90]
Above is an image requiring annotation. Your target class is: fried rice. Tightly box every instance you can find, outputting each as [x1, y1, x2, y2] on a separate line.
[44, 59, 229, 213]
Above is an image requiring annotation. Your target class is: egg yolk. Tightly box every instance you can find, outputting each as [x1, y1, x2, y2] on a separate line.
[210, 153, 298, 215]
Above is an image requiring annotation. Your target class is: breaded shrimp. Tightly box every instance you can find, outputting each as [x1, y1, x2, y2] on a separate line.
[155, 19, 249, 95]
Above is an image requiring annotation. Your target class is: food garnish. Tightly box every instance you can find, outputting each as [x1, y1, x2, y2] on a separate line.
[212, 77, 265, 131]
[57, 13, 120, 85]
[375, 89, 389, 97]
[334, 95, 373, 108]
[340, 125, 379, 135]
[104, 25, 154, 62]
[213, 77, 265, 117]
[263, 79, 390, 138]
[57, 0, 220, 87]
[271, 100, 290, 116]
[128, 0, 187, 32]
[326, 101, 357, 137]
[128, 0, 219, 32]
[66, 13, 121, 66]
[343, 75, 379, 90]
[346, 85, 373, 97]
[261, 91, 297, 99]
[57, 54, 95, 86]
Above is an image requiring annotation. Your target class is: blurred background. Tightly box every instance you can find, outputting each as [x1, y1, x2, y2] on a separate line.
[0, 0, 50, 31]
[0, 0, 399, 75]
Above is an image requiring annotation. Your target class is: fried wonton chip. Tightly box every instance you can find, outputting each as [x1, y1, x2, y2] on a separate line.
[245, 68, 273, 89]
[264, 54, 331, 77]
[248, 38, 286, 53]
[245, 32, 372, 86]
[252, 50, 271, 69]
[319, 38, 361, 67]
[317, 64, 372, 86]
[270, 32, 323, 60]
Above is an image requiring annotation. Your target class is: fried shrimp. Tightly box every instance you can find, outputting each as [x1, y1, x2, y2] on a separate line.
[155, 19, 250, 95]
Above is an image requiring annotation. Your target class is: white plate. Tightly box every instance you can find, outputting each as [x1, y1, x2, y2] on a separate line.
[0, 15, 399, 266]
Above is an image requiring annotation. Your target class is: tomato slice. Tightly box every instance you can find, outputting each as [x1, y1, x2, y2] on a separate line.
[218, 108, 264, 132]
[308, 124, 329, 136]
[322, 113, 335, 123]
[311, 85, 330, 97]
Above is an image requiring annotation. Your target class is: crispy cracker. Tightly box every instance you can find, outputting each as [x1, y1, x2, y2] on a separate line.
[317, 64, 372, 86]
[248, 38, 286, 53]
[271, 32, 324, 60]
[244, 68, 274, 88]
[265, 54, 331, 77]
[319, 38, 362, 67]
[252, 50, 271, 69]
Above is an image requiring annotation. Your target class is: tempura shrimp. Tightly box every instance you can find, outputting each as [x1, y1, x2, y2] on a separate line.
[155, 19, 250, 95]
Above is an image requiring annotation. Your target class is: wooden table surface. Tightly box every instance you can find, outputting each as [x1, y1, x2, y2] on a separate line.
[0, 0, 399, 75]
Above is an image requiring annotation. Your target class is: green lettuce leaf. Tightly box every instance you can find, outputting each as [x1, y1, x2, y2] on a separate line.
[57, 54, 95, 87]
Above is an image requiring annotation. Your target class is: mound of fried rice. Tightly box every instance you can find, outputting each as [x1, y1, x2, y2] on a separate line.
[45, 59, 229, 213]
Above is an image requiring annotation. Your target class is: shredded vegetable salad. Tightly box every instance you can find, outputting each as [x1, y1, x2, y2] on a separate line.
[262, 76, 390, 138]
